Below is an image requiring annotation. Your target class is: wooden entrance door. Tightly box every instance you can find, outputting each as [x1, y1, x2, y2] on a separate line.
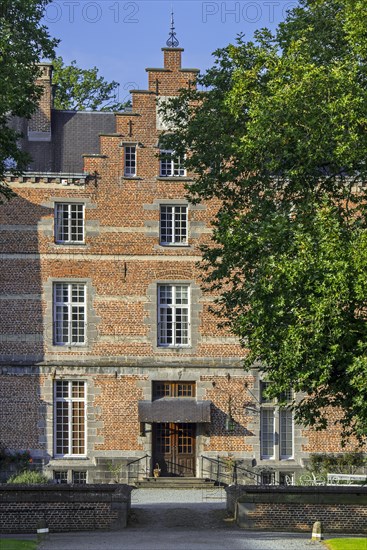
[153, 423, 196, 477]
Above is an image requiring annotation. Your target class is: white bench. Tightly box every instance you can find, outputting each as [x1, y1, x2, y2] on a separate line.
[299, 473, 326, 486]
[327, 473, 367, 486]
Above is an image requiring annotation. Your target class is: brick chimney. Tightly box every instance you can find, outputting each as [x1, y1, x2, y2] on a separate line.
[28, 63, 53, 142]
[162, 47, 183, 71]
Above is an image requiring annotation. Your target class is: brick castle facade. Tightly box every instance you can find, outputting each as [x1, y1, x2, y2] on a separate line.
[0, 45, 364, 485]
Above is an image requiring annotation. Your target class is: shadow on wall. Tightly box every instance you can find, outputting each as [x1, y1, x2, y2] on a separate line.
[210, 404, 254, 438]
[0, 192, 53, 474]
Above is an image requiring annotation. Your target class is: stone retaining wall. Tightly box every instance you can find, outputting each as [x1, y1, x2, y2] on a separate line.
[0, 484, 133, 533]
[226, 485, 367, 533]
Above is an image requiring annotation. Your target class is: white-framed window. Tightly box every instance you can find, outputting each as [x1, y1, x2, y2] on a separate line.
[54, 380, 86, 457]
[53, 470, 87, 484]
[260, 383, 294, 460]
[160, 205, 188, 245]
[280, 408, 294, 459]
[157, 285, 190, 347]
[159, 149, 185, 177]
[260, 471, 275, 485]
[53, 283, 86, 346]
[124, 145, 136, 177]
[54, 203, 84, 244]
[54, 470, 68, 484]
[260, 408, 275, 459]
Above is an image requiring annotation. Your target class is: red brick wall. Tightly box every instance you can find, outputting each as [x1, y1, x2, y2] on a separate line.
[202, 375, 255, 453]
[0, 48, 365, 464]
[93, 376, 147, 451]
[233, 487, 367, 533]
[28, 64, 52, 134]
[0, 374, 46, 450]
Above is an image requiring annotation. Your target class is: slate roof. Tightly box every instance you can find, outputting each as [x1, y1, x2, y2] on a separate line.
[11, 110, 116, 174]
[51, 111, 116, 173]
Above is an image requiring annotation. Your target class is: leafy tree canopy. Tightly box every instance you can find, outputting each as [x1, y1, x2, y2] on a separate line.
[161, 0, 367, 442]
[0, 0, 57, 201]
[52, 56, 130, 111]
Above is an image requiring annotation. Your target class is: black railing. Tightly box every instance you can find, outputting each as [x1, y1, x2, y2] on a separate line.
[126, 454, 150, 485]
[201, 455, 261, 486]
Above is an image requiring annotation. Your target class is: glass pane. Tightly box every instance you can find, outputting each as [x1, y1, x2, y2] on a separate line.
[177, 383, 194, 397]
[160, 150, 173, 176]
[159, 285, 172, 304]
[174, 206, 187, 243]
[54, 471, 68, 484]
[153, 382, 171, 398]
[56, 380, 69, 398]
[176, 286, 188, 304]
[175, 307, 189, 345]
[160, 206, 173, 243]
[156, 423, 171, 453]
[55, 203, 84, 243]
[56, 401, 69, 455]
[72, 471, 87, 484]
[260, 409, 274, 458]
[72, 401, 85, 454]
[72, 381, 85, 398]
[124, 146, 136, 176]
[159, 307, 173, 345]
[280, 409, 293, 458]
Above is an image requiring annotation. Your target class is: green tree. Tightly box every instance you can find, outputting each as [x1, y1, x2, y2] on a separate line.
[52, 56, 130, 111]
[0, 0, 57, 202]
[161, 0, 367, 441]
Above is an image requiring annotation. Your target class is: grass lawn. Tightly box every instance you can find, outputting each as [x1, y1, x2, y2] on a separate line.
[324, 538, 367, 550]
[0, 540, 37, 550]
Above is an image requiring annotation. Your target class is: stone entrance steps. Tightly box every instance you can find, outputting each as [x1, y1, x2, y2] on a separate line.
[135, 477, 217, 489]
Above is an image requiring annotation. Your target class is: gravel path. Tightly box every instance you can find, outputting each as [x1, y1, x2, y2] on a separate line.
[36, 488, 320, 550]
[130, 487, 230, 531]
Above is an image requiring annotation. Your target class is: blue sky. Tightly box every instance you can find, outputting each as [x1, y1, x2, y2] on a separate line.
[44, 1, 299, 103]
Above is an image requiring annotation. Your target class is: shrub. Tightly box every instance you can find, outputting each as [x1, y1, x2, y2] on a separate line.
[308, 452, 366, 475]
[7, 470, 49, 484]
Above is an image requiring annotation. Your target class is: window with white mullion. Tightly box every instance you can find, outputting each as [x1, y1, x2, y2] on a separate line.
[160, 205, 188, 245]
[124, 145, 136, 176]
[53, 283, 86, 346]
[260, 408, 275, 459]
[259, 382, 295, 461]
[55, 400, 69, 456]
[55, 203, 84, 244]
[158, 305, 173, 345]
[158, 285, 190, 346]
[279, 408, 294, 459]
[54, 381, 86, 457]
[159, 150, 185, 177]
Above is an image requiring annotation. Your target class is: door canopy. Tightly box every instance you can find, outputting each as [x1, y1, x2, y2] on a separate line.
[138, 399, 211, 423]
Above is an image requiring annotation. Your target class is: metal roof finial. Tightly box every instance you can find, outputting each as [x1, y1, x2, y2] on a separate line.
[166, 10, 179, 48]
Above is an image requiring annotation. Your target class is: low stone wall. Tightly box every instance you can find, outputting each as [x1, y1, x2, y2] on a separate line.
[0, 484, 133, 533]
[226, 485, 367, 533]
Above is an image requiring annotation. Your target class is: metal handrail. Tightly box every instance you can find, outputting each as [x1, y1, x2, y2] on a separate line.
[201, 455, 261, 486]
[126, 454, 150, 468]
[126, 454, 150, 485]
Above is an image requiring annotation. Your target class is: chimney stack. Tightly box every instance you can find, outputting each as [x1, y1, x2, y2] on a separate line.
[27, 63, 53, 142]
